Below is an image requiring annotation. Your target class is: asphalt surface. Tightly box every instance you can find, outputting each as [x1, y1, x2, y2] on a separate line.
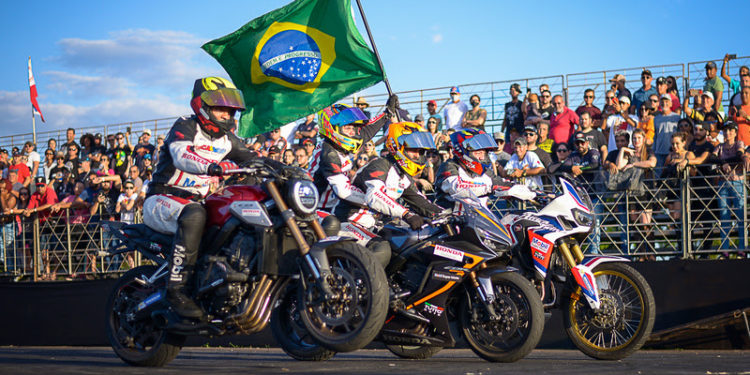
[0, 347, 748, 375]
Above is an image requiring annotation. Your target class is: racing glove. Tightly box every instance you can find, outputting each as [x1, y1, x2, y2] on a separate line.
[207, 161, 238, 176]
[403, 211, 426, 231]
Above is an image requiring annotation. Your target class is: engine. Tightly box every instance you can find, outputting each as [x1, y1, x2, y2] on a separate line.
[195, 229, 259, 316]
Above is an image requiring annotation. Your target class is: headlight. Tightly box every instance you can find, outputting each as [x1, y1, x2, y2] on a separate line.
[288, 179, 319, 215]
[572, 208, 593, 228]
[475, 227, 507, 255]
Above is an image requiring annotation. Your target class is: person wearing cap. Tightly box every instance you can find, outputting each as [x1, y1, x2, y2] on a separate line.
[267, 145, 281, 161]
[703, 61, 724, 114]
[502, 84, 524, 141]
[24, 177, 59, 221]
[354, 97, 371, 119]
[729, 85, 750, 145]
[684, 89, 723, 125]
[132, 129, 156, 169]
[91, 133, 107, 155]
[574, 112, 608, 159]
[22, 141, 41, 179]
[575, 89, 603, 130]
[632, 70, 657, 117]
[443, 86, 469, 131]
[491, 132, 511, 168]
[502, 137, 544, 189]
[414, 114, 425, 127]
[549, 94, 579, 145]
[655, 77, 681, 114]
[426, 100, 442, 131]
[721, 54, 750, 96]
[9, 151, 31, 188]
[653, 94, 681, 169]
[294, 113, 318, 145]
[522, 124, 551, 168]
[715, 120, 746, 251]
[606, 95, 638, 152]
[609, 74, 632, 103]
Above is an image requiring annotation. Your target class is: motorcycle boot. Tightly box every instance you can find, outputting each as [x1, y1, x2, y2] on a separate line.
[165, 203, 206, 319]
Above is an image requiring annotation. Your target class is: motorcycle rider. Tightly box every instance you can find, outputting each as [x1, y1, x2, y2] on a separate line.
[333, 122, 444, 265]
[435, 128, 514, 213]
[143, 77, 262, 319]
[309, 97, 397, 212]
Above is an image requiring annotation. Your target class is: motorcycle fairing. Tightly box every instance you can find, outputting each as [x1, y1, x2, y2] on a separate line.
[528, 230, 554, 279]
[581, 255, 631, 269]
[571, 263, 600, 309]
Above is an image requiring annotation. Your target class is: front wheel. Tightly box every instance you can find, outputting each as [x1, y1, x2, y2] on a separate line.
[270, 284, 337, 361]
[563, 262, 656, 360]
[460, 271, 544, 362]
[105, 265, 185, 367]
[298, 242, 388, 352]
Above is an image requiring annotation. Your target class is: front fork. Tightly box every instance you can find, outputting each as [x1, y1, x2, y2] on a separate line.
[469, 264, 500, 320]
[265, 180, 335, 301]
[558, 241, 601, 309]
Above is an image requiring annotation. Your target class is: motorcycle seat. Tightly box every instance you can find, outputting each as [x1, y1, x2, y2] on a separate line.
[123, 224, 174, 246]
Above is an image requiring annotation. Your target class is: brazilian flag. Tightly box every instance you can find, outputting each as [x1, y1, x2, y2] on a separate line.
[202, 0, 385, 137]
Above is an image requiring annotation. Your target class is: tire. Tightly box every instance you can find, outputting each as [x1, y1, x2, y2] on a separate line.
[385, 344, 443, 360]
[105, 265, 185, 367]
[298, 242, 388, 352]
[270, 284, 337, 361]
[460, 271, 544, 362]
[563, 262, 656, 360]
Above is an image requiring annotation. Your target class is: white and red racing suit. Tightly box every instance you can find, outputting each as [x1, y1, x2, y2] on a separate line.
[434, 158, 513, 213]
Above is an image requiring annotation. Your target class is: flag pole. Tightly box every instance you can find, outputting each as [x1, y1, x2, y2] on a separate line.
[31, 105, 37, 146]
[354, 0, 392, 97]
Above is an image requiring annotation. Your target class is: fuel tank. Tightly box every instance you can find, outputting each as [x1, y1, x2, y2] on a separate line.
[204, 185, 268, 227]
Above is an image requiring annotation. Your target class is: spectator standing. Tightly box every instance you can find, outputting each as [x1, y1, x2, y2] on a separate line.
[491, 132, 511, 169]
[606, 96, 638, 152]
[549, 95, 579, 145]
[0, 179, 16, 269]
[47, 138, 57, 154]
[462, 95, 487, 131]
[127, 165, 144, 192]
[361, 140, 378, 160]
[632, 70, 657, 115]
[502, 137, 544, 189]
[79, 133, 95, 161]
[264, 128, 287, 153]
[9, 152, 31, 188]
[153, 134, 165, 166]
[522, 125, 552, 169]
[653, 94, 682, 169]
[294, 114, 318, 145]
[538, 90, 554, 121]
[110, 132, 132, 178]
[61, 128, 80, 157]
[575, 89, 603, 129]
[721, 54, 749, 96]
[355, 97, 371, 119]
[294, 147, 310, 169]
[0, 149, 9, 178]
[41, 149, 55, 183]
[48, 155, 69, 192]
[729, 85, 750, 145]
[91, 134, 107, 155]
[503, 84, 525, 139]
[714, 121, 746, 251]
[547, 143, 571, 174]
[609, 74, 632, 103]
[23, 142, 41, 178]
[426, 100, 443, 131]
[64, 144, 82, 180]
[132, 130, 155, 168]
[703, 61, 724, 115]
[524, 93, 541, 124]
[24, 177, 59, 279]
[282, 149, 295, 166]
[684, 91, 723, 125]
[560, 133, 602, 252]
[444, 86, 469, 130]
[662, 132, 690, 220]
[536, 121, 555, 154]
[414, 114, 425, 128]
[656, 76, 681, 114]
[268, 145, 282, 162]
[636, 102, 655, 146]
[116, 179, 139, 225]
[574, 112, 608, 158]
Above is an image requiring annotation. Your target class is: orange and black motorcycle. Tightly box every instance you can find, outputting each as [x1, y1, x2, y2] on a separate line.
[273, 191, 544, 362]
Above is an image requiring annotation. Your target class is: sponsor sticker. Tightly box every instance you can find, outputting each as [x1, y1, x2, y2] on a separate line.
[241, 209, 262, 217]
[432, 271, 461, 282]
[433, 244, 464, 262]
[423, 302, 444, 316]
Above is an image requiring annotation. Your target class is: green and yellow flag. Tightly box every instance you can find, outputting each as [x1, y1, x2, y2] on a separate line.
[202, 0, 385, 137]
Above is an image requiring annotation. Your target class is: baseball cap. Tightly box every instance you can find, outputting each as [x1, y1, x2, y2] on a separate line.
[34, 176, 46, 186]
[0, 149, 6, 154]
[610, 74, 626, 82]
[523, 124, 538, 134]
[723, 121, 738, 131]
[268, 145, 280, 154]
[660, 94, 672, 101]
[618, 96, 631, 104]
[493, 132, 505, 141]
[705, 61, 717, 69]
[414, 114, 424, 122]
[142, 129, 152, 136]
[574, 132, 588, 143]
[641, 69, 652, 77]
[12, 151, 21, 157]
[514, 137, 527, 146]
[450, 86, 460, 94]
[302, 138, 315, 146]
[94, 133, 102, 139]
[656, 76, 667, 85]
[427, 100, 437, 106]
[510, 83, 521, 92]
[701, 91, 715, 101]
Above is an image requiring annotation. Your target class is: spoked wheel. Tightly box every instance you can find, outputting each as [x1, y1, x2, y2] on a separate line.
[105, 265, 185, 367]
[270, 284, 337, 361]
[563, 262, 656, 360]
[460, 271, 544, 362]
[299, 242, 388, 352]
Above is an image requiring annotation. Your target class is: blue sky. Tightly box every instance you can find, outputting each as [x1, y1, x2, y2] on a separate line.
[1, 0, 748, 137]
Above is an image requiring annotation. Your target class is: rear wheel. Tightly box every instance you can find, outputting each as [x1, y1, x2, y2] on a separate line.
[460, 271, 544, 362]
[270, 284, 337, 361]
[105, 265, 185, 367]
[385, 344, 443, 360]
[563, 262, 655, 360]
[298, 242, 388, 352]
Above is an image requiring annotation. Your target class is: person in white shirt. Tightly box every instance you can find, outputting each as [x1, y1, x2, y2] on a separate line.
[24, 142, 41, 178]
[606, 96, 638, 151]
[443, 86, 469, 130]
[502, 137, 544, 189]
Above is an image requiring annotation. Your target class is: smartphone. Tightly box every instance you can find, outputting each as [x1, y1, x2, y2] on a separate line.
[728, 54, 737, 60]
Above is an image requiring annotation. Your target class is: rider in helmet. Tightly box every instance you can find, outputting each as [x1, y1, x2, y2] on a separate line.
[144, 77, 262, 319]
[309, 97, 397, 212]
[334, 122, 444, 247]
[434, 128, 514, 212]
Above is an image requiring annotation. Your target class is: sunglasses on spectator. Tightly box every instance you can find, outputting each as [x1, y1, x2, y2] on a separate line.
[606, 96, 615, 100]
[650, 99, 659, 103]
[125, 186, 134, 190]
[117, 137, 124, 140]
[358, 157, 368, 161]
[45, 152, 53, 156]
[542, 95, 551, 98]
[557, 148, 569, 153]
[584, 95, 594, 99]
[428, 120, 437, 124]
[19, 192, 29, 196]
[523, 132, 536, 137]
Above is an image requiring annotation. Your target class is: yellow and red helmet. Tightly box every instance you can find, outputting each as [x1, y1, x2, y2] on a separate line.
[318, 103, 369, 153]
[190, 77, 245, 137]
[385, 122, 436, 176]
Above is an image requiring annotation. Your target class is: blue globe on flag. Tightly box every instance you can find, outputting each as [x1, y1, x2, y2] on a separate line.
[258, 30, 322, 86]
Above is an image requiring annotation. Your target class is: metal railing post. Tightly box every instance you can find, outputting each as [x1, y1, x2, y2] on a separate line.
[32, 218, 39, 282]
[66, 209, 73, 275]
[743, 168, 748, 251]
[682, 168, 692, 259]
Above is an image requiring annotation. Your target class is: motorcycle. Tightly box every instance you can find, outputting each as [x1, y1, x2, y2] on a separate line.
[496, 176, 656, 360]
[272, 191, 545, 363]
[103, 158, 388, 367]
